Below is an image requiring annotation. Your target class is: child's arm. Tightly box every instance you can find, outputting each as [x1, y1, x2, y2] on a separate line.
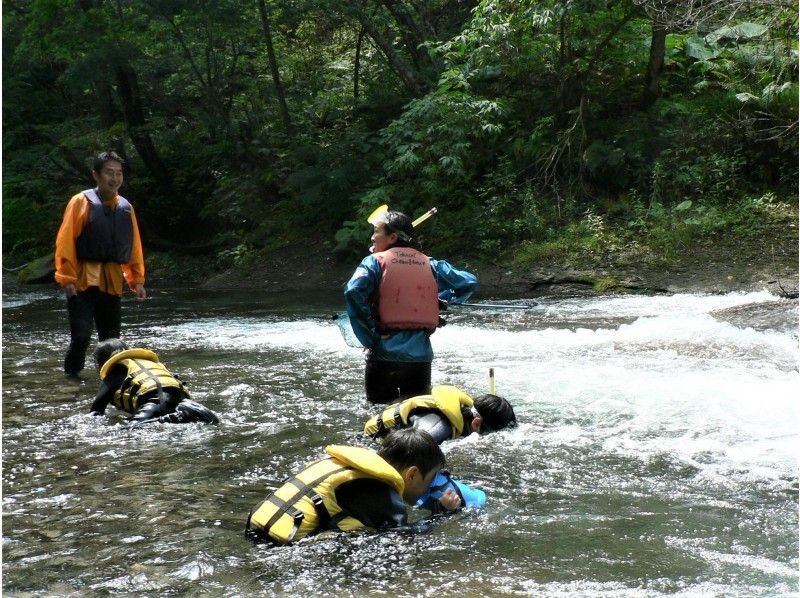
[90, 370, 123, 415]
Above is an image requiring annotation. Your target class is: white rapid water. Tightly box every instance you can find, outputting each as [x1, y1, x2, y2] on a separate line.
[143, 290, 798, 490]
[4, 287, 795, 596]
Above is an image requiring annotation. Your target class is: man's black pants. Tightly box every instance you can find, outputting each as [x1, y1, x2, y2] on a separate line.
[64, 288, 121, 375]
[365, 359, 432, 404]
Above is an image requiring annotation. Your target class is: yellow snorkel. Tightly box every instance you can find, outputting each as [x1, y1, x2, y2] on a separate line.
[366, 205, 438, 228]
[366, 205, 437, 253]
[412, 207, 437, 227]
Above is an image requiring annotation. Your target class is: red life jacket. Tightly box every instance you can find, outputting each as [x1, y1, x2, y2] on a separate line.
[373, 247, 439, 331]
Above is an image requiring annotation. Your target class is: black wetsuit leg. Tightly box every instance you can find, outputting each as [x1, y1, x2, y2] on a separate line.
[129, 389, 180, 424]
[136, 398, 219, 425]
[171, 399, 219, 424]
[365, 360, 432, 404]
[130, 399, 165, 423]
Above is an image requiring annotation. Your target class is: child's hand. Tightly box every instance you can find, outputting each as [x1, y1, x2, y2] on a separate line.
[438, 488, 462, 511]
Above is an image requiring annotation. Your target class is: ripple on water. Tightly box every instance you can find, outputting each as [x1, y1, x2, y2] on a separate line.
[1, 289, 796, 597]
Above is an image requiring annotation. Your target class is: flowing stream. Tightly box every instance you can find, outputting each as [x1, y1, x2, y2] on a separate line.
[2, 285, 798, 597]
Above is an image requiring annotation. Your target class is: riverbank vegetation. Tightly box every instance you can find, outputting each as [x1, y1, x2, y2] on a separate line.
[3, 0, 797, 277]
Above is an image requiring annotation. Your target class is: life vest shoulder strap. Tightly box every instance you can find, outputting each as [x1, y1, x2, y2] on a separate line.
[430, 385, 474, 437]
[82, 189, 131, 209]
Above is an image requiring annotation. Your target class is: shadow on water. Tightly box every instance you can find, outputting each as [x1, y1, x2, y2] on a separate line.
[2, 286, 798, 596]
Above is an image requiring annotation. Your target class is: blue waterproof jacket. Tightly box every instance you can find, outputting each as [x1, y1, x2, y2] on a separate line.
[344, 255, 477, 362]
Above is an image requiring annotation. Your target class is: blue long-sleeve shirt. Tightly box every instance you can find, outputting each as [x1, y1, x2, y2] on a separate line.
[416, 471, 487, 511]
[344, 254, 478, 362]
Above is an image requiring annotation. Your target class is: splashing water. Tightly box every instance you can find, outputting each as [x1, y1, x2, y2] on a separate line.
[2, 287, 797, 596]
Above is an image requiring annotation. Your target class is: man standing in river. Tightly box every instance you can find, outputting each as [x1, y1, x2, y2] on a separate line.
[54, 151, 147, 377]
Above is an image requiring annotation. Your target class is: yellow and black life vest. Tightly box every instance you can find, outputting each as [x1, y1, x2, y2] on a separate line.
[363, 385, 473, 439]
[246, 445, 405, 544]
[99, 348, 188, 413]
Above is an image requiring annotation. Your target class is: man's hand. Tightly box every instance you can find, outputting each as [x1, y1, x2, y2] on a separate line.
[438, 488, 462, 511]
[134, 284, 147, 301]
[64, 283, 77, 298]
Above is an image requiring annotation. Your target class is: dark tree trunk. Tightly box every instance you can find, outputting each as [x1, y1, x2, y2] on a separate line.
[355, 12, 425, 96]
[641, 23, 668, 108]
[95, 78, 122, 129]
[379, 0, 439, 74]
[75, 0, 169, 197]
[257, 0, 292, 130]
[114, 61, 171, 197]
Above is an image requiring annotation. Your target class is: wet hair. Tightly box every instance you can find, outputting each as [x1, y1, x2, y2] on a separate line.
[93, 151, 125, 173]
[93, 338, 129, 369]
[381, 211, 420, 250]
[472, 394, 517, 434]
[378, 428, 445, 477]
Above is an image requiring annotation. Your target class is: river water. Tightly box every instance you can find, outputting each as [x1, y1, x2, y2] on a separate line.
[2, 285, 798, 597]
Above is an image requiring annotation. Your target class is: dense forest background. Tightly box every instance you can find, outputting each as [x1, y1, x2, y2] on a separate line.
[3, 0, 798, 278]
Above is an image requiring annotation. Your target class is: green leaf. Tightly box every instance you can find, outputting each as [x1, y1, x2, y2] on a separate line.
[684, 36, 718, 61]
[674, 200, 693, 212]
[706, 23, 768, 45]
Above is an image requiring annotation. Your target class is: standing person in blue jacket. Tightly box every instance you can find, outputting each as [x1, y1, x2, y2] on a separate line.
[344, 210, 478, 404]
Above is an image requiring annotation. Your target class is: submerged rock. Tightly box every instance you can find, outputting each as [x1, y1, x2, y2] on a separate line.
[17, 254, 55, 284]
[711, 300, 799, 333]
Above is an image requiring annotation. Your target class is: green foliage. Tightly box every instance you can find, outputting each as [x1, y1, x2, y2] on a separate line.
[2, 0, 796, 272]
[217, 243, 258, 273]
[651, 148, 746, 205]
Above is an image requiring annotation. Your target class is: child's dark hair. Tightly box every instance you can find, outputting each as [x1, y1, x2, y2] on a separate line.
[382, 211, 421, 250]
[93, 150, 125, 172]
[378, 428, 445, 477]
[93, 338, 129, 369]
[473, 394, 517, 433]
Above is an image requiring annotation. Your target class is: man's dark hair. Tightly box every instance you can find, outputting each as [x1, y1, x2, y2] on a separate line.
[93, 338, 129, 369]
[382, 211, 420, 250]
[93, 151, 125, 173]
[378, 428, 445, 476]
[473, 394, 517, 433]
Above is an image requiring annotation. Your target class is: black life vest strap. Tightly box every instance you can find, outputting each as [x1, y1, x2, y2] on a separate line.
[262, 465, 348, 536]
[131, 358, 164, 394]
[119, 359, 163, 406]
[328, 511, 351, 529]
[118, 375, 134, 404]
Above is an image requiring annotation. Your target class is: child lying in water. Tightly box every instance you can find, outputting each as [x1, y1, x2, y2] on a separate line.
[90, 338, 218, 425]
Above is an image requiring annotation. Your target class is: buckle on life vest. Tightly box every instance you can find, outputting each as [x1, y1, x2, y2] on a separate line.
[286, 510, 305, 543]
[310, 493, 331, 530]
